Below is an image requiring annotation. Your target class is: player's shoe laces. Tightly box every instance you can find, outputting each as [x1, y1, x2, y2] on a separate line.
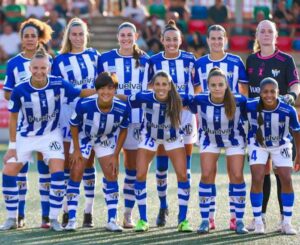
[82, 213, 94, 228]
[177, 220, 193, 232]
[235, 220, 248, 234]
[50, 219, 64, 232]
[253, 222, 265, 234]
[281, 223, 297, 235]
[197, 220, 209, 234]
[123, 212, 135, 228]
[135, 219, 149, 232]
[0, 218, 17, 231]
[156, 208, 169, 227]
[209, 218, 216, 230]
[61, 212, 68, 228]
[105, 219, 123, 232]
[229, 218, 236, 230]
[41, 216, 50, 229]
[18, 215, 25, 228]
[65, 219, 77, 231]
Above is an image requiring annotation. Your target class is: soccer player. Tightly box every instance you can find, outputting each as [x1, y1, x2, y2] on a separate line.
[149, 20, 199, 227]
[3, 18, 53, 228]
[100, 22, 150, 228]
[0, 47, 95, 231]
[246, 20, 300, 231]
[126, 70, 192, 232]
[247, 77, 300, 235]
[194, 24, 248, 231]
[52, 17, 103, 227]
[65, 72, 129, 231]
[183, 68, 248, 234]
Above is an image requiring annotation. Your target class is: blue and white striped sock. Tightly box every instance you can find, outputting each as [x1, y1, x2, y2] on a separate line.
[66, 179, 80, 220]
[250, 192, 263, 223]
[104, 181, 119, 222]
[2, 174, 18, 219]
[199, 182, 212, 221]
[123, 169, 136, 214]
[186, 155, 191, 182]
[37, 160, 50, 217]
[209, 184, 216, 220]
[17, 163, 28, 217]
[232, 183, 246, 221]
[135, 181, 147, 222]
[83, 167, 96, 214]
[49, 171, 65, 220]
[229, 183, 235, 219]
[281, 192, 294, 225]
[156, 156, 168, 209]
[178, 181, 190, 223]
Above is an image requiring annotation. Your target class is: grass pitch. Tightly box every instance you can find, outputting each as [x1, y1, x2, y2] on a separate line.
[0, 152, 300, 244]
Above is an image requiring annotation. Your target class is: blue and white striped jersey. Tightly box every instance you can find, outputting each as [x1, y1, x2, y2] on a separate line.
[247, 98, 300, 147]
[194, 53, 248, 93]
[100, 49, 150, 123]
[149, 50, 197, 94]
[4, 53, 53, 91]
[128, 91, 182, 141]
[8, 75, 81, 137]
[184, 93, 247, 147]
[52, 48, 103, 89]
[69, 97, 130, 144]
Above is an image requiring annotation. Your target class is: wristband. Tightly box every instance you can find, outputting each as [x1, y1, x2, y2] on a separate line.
[288, 92, 297, 101]
[8, 142, 16, 149]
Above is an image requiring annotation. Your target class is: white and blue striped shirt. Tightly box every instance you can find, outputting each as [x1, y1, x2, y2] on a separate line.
[69, 97, 130, 144]
[8, 75, 81, 137]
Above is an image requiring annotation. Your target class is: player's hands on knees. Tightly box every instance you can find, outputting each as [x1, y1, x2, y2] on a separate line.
[69, 149, 83, 167]
[3, 149, 17, 165]
[293, 154, 300, 172]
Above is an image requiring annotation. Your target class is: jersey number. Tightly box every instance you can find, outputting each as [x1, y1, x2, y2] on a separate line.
[145, 137, 155, 147]
[251, 150, 257, 161]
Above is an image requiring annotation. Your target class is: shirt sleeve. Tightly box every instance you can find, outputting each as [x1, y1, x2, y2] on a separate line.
[186, 94, 198, 114]
[62, 80, 81, 102]
[69, 101, 83, 126]
[96, 50, 104, 75]
[193, 61, 201, 87]
[8, 88, 21, 113]
[51, 58, 62, 77]
[128, 92, 144, 108]
[3, 61, 16, 91]
[120, 103, 130, 129]
[238, 57, 248, 84]
[286, 56, 300, 87]
[289, 106, 300, 132]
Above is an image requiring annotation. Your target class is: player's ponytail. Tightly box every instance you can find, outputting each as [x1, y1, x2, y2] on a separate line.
[162, 19, 180, 36]
[207, 67, 236, 120]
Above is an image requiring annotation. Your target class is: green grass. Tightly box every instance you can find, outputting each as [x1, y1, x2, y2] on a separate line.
[0, 151, 300, 244]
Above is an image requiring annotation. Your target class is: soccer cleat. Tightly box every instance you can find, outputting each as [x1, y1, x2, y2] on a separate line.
[82, 213, 94, 228]
[281, 223, 297, 235]
[253, 222, 265, 234]
[235, 220, 248, 234]
[65, 219, 77, 231]
[209, 218, 216, 230]
[50, 219, 64, 232]
[177, 220, 193, 232]
[156, 208, 169, 227]
[276, 220, 283, 232]
[106, 219, 123, 232]
[0, 218, 17, 231]
[41, 216, 50, 229]
[229, 218, 236, 231]
[18, 215, 25, 228]
[61, 212, 68, 228]
[246, 218, 255, 231]
[197, 220, 209, 234]
[123, 212, 135, 229]
[135, 219, 149, 232]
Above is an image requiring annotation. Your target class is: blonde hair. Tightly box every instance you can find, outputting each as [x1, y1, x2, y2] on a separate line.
[253, 20, 277, 53]
[60, 18, 89, 54]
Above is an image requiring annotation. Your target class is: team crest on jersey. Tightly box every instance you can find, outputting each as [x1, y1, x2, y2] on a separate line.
[227, 72, 233, 79]
[170, 68, 176, 76]
[49, 141, 62, 151]
[214, 115, 220, 123]
[183, 123, 193, 136]
[271, 69, 280, 77]
[125, 65, 131, 73]
[265, 121, 271, 128]
[280, 148, 291, 158]
[184, 67, 189, 73]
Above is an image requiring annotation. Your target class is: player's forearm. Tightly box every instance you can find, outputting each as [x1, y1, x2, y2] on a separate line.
[114, 128, 128, 156]
[70, 125, 80, 151]
[9, 112, 18, 142]
[289, 83, 300, 97]
[80, 89, 96, 98]
[239, 83, 249, 97]
[4, 91, 11, 101]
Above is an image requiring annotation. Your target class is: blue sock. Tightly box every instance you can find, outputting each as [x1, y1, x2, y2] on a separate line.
[281, 192, 294, 224]
[178, 181, 190, 223]
[83, 167, 96, 214]
[186, 155, 191, 182]
[232, 183, 246, 221]
[37, 160, 50, 217]
[49, 171, 65, 220]
[199, 182, 212, 221]
[105, 181, 119, 222]
[2, 174, 18, 219]
[209, 184, 216, 219]
[250, 192, 263, 223]
[156, 156, 168, 209]
[66, 179, 80, 220]
[17, 163, 29, 217]
[135, 181, 147, 222]
[123, 169, 136, 213]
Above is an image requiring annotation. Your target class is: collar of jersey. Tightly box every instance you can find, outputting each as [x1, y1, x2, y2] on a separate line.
[162, 50, 182, 60]
[116, 49, 133, 58]
[95, 96, 114, 114]
[207, 52, 228, 62]
[262, 99, 280, 112]
[29, 76, 49, 90]
[208, 93, 224, 106]
[257, 50, 279, 60]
